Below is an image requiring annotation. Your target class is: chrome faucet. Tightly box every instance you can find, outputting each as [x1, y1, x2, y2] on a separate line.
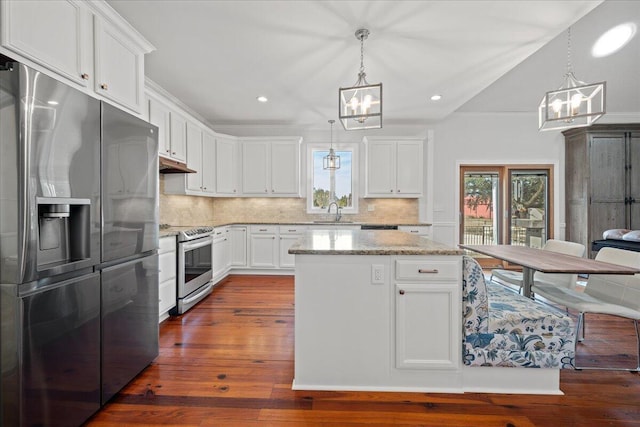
[327, 201, 342, 222]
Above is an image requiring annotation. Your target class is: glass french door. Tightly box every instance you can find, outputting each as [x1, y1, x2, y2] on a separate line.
[460, 165, 552, 264]
[509, 170, 549, 248]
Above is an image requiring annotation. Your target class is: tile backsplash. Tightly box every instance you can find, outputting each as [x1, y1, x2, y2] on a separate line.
[160, 176, 420, 226]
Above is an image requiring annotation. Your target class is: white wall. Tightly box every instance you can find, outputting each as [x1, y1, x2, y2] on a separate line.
[429, 112, 565, 246]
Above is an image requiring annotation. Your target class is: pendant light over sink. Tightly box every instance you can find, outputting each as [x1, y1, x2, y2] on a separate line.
[339, 28, 382, 130]
[323, 119, 340, 170]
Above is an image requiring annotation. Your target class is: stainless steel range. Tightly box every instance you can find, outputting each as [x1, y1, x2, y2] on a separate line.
[173, 226, 215, 314]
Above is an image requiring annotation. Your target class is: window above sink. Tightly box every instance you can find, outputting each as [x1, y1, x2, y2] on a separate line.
[306, 143, 359, 214]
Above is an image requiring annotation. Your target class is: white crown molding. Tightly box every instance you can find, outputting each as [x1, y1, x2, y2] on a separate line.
[86, 0, 155, 53]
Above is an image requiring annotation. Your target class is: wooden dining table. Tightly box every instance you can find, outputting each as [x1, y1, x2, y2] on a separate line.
[459, 244, 640, 297]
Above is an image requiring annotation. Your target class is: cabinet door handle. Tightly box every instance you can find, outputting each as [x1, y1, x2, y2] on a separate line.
[172, 151, 176, 155]
[418, 269, 439, 274]
[166, 149, 171, 153]
[390, 189, 393, 193]
[81, 73, 89, 80]
[265, 189, 268, 193]
[399, 289, 405, 295]
[397, 189, 401, 192]
[100, 83, 108, 90]
[410, 230, 418, 233]
[272, 236, 275, 240]
[259, 229, 267, 231]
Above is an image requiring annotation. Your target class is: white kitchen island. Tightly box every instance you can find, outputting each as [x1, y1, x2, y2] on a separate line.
[289, 229, 564, 394]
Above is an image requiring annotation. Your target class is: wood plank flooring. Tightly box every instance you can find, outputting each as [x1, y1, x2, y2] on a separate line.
[86, 275, 640, 427]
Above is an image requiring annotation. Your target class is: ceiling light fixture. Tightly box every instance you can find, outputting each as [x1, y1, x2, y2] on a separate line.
[323, 119, 340, 170]
[592, 23, 636, 58]
[430, 94, 442, 101]
[538, 27, 605, 131]
[339, 28, 382, 131]
[257, 95, 268, 103]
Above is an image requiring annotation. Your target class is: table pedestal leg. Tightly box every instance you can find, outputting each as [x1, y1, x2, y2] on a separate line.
[522, 267, 535, 297]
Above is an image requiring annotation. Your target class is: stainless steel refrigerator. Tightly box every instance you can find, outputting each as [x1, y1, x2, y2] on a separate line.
[99, 102, 159, 405]
[0, 58, 102, 427]
[0, 57, 159, 426]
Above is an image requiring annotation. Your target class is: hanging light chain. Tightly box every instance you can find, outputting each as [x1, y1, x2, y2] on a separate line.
[566, 27, 573, 74]
[360, 34, 365, 74]
[329, 119, 335, 149]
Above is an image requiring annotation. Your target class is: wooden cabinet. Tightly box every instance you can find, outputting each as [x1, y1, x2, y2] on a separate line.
[364, 138, 423, 198]
[158, 236, 177, 322]
[230, 226, 247, 267]
[278, 225, 307, 269]
[0, 0, 153, 114]
[564, 125, 640, 256]
[249, 225, 279, 268]
[216, 136, 239, 195]
[394, 257, 461, 370]
[241, 138, 301, 197]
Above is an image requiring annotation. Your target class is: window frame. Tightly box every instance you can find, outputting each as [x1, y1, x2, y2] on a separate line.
[306, 142, 359, 214]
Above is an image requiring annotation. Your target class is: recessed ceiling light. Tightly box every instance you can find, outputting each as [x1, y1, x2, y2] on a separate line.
[430, 94, 442, 101]
[256, 96, 268, 103]
[47, 100, 59, 105]
[592, 23, 636, 58]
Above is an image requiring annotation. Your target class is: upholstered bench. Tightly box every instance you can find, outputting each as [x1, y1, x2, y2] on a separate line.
[462, 256, 575, 369]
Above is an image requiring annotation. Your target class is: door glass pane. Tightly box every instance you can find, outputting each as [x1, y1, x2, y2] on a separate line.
[510, 171, 548, 248]
[462, 172, 500, 245]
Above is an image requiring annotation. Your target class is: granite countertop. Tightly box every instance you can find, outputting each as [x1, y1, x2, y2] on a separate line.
[288, 229, 462, 256]
[159, 222, 432, 238]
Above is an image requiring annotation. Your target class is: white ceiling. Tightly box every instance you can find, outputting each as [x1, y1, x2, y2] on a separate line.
[106, 0, 634, 130]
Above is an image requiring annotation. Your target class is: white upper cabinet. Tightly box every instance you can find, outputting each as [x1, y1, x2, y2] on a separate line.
[0, 0, 91, 86]
[169, 112, 188, 162]
[148, 95, 187, 163]
[185, 121, 204, 192]
[216, 135, 239, 195]
[364, 138, 423, 198]
[148, 96, 172, 158]
[93, 15, 145, 113]
[241, 137, 301, 197]
[0, 0, 154, 115]
[200, 131, 216, 195]
[242, 141, 269, 195]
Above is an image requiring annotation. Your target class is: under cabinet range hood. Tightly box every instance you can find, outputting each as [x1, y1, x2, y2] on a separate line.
[159, 156, 197, 173]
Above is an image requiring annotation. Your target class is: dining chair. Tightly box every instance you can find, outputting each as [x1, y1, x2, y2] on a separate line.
[532, 247, 640, 371]
[490, 239, 586, 294]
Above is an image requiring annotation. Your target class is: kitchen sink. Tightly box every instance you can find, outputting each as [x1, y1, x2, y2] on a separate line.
[312, 220, 354, 224]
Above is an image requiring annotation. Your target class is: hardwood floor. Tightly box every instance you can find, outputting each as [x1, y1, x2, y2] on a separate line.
[86, 275, 640, 427]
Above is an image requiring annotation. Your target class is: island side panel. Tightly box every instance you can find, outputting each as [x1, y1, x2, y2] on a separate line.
[293, 254, 392, 389]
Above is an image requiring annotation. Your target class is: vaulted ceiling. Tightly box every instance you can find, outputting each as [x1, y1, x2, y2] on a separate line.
[108, 1, 638, 129]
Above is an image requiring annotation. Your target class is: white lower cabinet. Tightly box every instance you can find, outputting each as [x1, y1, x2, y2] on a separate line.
[249, 225, 278, 268]
[278, 225, 307, 269]
[212, 227, 230, 281]
[230, 226, 247, 267]
[158, 236, 177, 322]
[394, 257, 461, 370]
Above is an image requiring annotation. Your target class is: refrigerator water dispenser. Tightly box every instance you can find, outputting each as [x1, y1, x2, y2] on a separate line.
[37, 197, 91, 270]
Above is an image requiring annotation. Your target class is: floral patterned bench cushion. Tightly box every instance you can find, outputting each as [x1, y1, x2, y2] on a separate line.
[462, 256, 575, 369]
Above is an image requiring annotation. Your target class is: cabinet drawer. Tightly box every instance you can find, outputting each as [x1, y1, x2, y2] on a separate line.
[159, 251, 176, 282]
[398, 226, 430, 236]
[159, 235, 176, 253]
[213, 227, 229, 237]
[395, 259, 460, 281]
[279, 225, 308, 234]
[250, 225, 278, 234]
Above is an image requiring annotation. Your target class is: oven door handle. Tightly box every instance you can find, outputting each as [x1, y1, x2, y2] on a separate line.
[182, 282, 214, 305]
[181, 235, 213, 251]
